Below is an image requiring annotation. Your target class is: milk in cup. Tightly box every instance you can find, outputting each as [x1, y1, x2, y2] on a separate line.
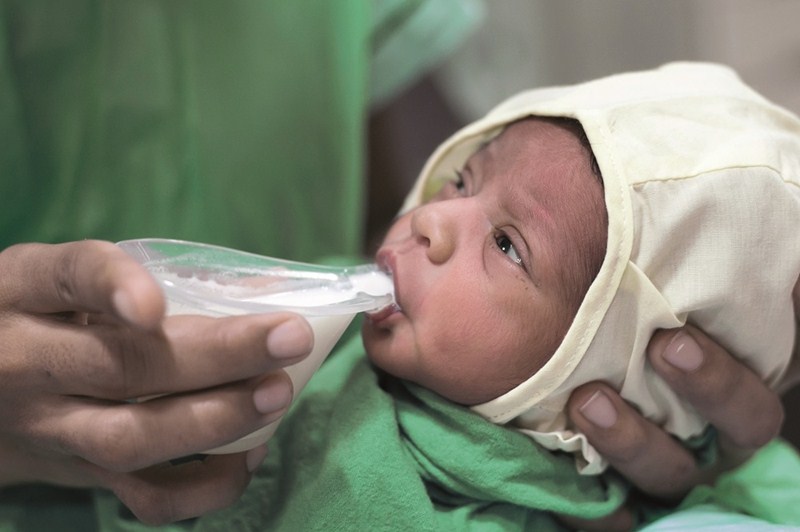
[118, 239, 394, 454]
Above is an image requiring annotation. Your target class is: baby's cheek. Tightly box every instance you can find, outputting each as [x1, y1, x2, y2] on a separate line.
[427, 317, 485, 371]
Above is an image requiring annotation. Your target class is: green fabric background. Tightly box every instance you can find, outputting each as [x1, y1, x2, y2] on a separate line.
[0, 0, 368, 260]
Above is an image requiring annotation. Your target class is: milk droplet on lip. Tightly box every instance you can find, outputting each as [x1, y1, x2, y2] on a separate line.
[351, 269, 398, 315]
[365, 301, 402, 324]
[350, 269, 394, 296]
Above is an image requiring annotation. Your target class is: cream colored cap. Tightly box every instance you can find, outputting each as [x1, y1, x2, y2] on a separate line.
[401, 62, 800, 473]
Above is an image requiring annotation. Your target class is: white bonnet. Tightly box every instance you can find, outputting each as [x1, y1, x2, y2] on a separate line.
[401, 62, 800, 473]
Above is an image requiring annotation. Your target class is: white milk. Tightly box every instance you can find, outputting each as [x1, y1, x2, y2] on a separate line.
[159, 270, 392, 454]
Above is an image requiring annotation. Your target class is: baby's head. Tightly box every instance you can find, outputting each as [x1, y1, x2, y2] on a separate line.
[362, 117, 607, 405]
[364, 62, 800, 473]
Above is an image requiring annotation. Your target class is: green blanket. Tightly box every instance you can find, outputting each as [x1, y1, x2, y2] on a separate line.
[210, 337, 625, 530]
[145, 331, 628, 531]
[6, 328, 800, 531]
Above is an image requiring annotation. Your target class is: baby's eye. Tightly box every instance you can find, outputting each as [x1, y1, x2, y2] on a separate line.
[453, 170, 466, 193]
[496, 234, 523, 266]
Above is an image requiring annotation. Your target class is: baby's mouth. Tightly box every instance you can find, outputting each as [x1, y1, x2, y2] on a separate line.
[366, 250, 403, 323]
[365, 301, 402, 324]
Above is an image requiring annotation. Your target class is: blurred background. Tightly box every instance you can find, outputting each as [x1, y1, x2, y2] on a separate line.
[366, 0, 800, 447]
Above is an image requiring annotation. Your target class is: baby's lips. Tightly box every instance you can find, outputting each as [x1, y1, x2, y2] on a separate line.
[371, 248, 402, 318]
[365, 301, 402, 324]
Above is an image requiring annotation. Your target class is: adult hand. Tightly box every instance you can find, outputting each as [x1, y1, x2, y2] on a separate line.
[560, 323, 790, 531]
[0, 241, 314, 524]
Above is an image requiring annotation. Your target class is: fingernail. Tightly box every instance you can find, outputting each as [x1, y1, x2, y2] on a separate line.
[266, 318, 314, 359]
[253, 375, 293, 414]
[663, 331, 703, 372]
[579, 390, 618, 428]
[113, 289, 138, 324]
[246, 444, 268, 473]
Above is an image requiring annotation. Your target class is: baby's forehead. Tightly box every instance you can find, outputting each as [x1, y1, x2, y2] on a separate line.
[468, 117, 599, 184]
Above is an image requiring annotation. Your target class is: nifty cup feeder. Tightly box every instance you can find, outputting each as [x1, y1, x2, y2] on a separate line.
[118, 238, 394, 453]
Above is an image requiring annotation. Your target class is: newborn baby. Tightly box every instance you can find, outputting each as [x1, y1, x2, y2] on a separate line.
[364, 116, 606, 406]
[362, 62, 800, 473]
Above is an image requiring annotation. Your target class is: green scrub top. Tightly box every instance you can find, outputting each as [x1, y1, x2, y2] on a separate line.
[1, 1, 369, 260]
[0, 1, 482, 530]
[0, 0, 480, 261]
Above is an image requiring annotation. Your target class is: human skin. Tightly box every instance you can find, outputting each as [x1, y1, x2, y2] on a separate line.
[363, 118, 607, 405]
[0, 240, 314, 524]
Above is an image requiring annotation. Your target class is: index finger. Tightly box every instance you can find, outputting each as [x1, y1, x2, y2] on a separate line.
[0, 241, 165, 329]
[568, 382, 699, 499]
[23, 312, 313, 399]
[648, 326, 784, 451]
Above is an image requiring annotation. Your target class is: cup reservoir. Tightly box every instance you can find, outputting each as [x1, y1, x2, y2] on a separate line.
[117, 238, 393, 453]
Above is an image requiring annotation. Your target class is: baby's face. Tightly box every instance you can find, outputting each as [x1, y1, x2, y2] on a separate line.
[363, 118, 607, 405]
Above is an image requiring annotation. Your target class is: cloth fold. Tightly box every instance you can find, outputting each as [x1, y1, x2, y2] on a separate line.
[7, 329, 800, 530]
[185, 331, 627, 531]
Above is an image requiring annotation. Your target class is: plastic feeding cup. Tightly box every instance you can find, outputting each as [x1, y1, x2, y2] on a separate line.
[117, 238, 394, 453]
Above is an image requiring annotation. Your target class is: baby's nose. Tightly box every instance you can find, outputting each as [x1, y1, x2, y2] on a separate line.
[411, 203, 456, 264]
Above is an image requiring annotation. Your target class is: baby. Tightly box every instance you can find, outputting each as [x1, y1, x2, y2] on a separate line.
[172, 63, 800, 530]
[362, 62, 800, 473]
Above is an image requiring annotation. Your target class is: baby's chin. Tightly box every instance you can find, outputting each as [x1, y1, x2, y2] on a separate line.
[361, 333, 400, 377]
[362, 350, 497, 407]
[360, 331, 425, 389]
[360, 323, 515, 406]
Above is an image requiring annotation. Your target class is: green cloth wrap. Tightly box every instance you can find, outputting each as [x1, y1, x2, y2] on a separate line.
[4, 329, 800, 530]
[167, 331, 627, 531]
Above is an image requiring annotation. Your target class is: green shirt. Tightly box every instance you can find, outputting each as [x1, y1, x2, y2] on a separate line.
[0, 0, 481, 261]
[0, 0, 371, 260]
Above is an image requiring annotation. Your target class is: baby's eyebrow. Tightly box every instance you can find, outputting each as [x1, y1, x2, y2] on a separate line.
[467, 138, 492, 164]
[462, 138, 496, 176]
